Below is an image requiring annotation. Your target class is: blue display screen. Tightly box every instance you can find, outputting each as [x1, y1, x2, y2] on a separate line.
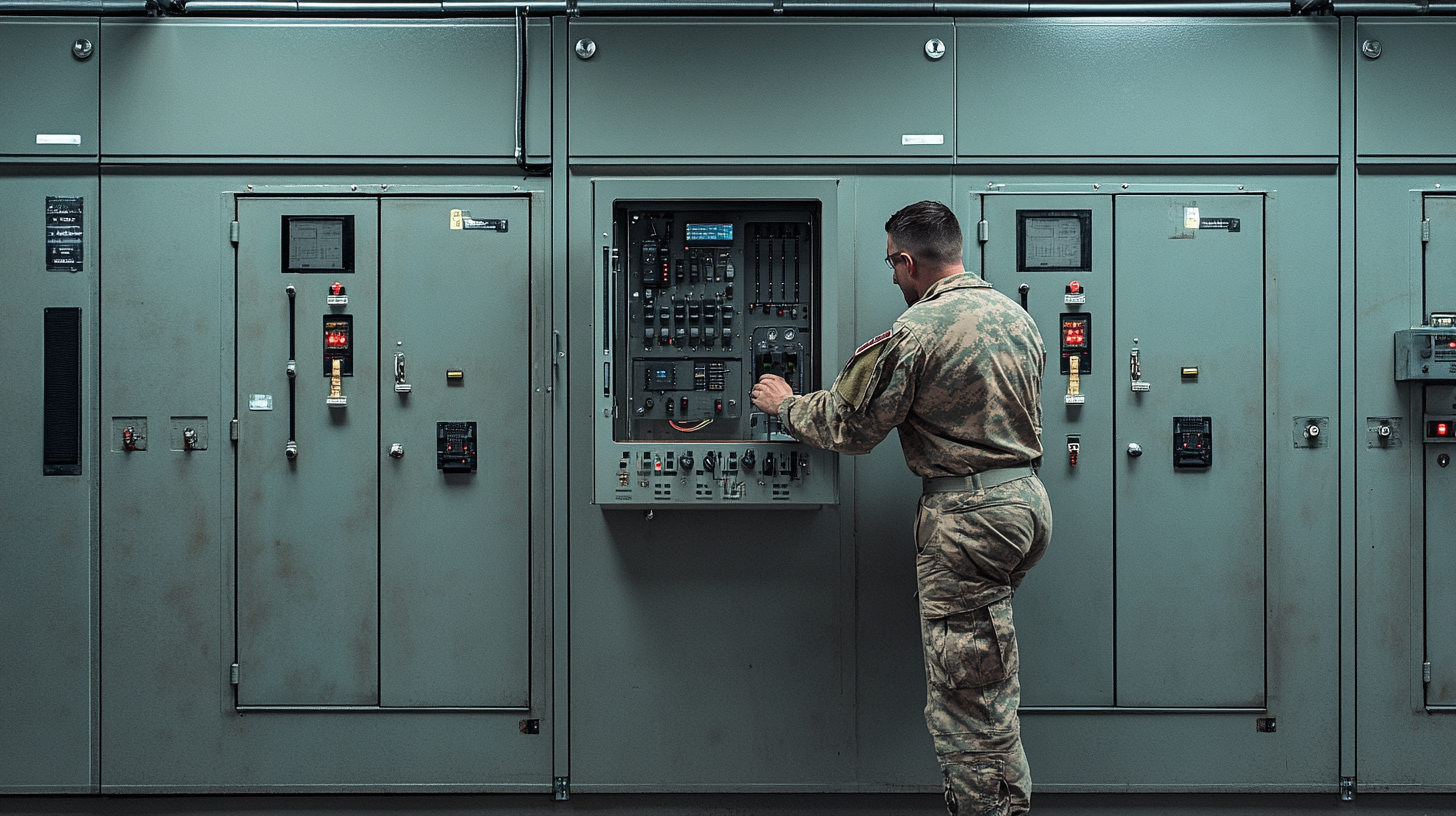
[685, 223, 733, 244]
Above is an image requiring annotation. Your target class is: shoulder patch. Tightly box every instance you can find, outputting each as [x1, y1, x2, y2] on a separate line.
[848, 330, 893, 364]
[833, 330, 893, 411]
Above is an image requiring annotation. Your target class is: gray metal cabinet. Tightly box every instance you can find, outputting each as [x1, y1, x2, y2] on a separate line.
[982, 192, 1266, 710]
[568, 20, 955, 159]
[0, 20, 98, 158]
[1356, 21, 1456, 158]
[100, 20, 547, 159]
[234, 195, 532, 710]
[0, 171, 98, 793]
[957, 20, 1338, 159]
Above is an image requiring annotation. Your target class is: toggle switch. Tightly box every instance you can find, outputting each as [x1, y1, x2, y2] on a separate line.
[182, 428, 199, 452]
[1067, 434, 1080, 467]
[394, 352, 412, 393]
[1130, 342, 1151, 392]
[122, 425, 143, 452]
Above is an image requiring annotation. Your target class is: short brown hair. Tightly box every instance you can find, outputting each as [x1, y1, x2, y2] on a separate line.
[885, 201, 963, 269]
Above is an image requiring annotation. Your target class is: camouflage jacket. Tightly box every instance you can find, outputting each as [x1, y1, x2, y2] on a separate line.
[779, 272, 1045, 477]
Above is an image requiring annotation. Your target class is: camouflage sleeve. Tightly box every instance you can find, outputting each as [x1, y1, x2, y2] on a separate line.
[779, 325, 922, 455]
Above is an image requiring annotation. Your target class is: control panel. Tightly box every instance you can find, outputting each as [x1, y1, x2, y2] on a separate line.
[596, 200, 837, 506]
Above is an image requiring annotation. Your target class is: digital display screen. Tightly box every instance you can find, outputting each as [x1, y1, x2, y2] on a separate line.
[685, 223, 733, 244]
[1017, 210, 1092, 272]
[284, 215, 355, 273]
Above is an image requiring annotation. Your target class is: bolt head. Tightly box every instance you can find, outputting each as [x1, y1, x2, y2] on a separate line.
[1362, 39, 1382, 59]
[924, 39, 946, 60]
[72, 38, 93, 60]
[575, 38, 596, 59]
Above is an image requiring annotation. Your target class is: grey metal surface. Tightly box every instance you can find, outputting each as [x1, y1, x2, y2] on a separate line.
[568, 171, 855, 789]
[981, 193, 1116, 707]
[1112, 193, 1265, 708]
[1355, 21, 1456, 157]
[377, 196, 532, 708]
[235, 196, 381, 707]
[0, 20, 98, 157]
[99, 171, 552, 790]
[847, 173, 951, 790]
[1424, 195, 1456, 708]
[567, 20, 955, 159]
[99, 19, 550, 159]
[956, 20, 1339, 158]
[1354, 174, 1446, 790]
[0, 169, 98, 793]
[956, 169, 1336, 791]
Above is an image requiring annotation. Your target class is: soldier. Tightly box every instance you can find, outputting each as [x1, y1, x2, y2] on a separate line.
[750, 200, 1052, 816]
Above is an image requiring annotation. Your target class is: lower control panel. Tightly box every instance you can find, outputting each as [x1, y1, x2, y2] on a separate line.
[606, 443, 835, 505]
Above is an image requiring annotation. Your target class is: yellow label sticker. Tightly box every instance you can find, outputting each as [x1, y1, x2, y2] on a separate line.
[1184, 207, 1201, 229]
[450, 209, 463, 230]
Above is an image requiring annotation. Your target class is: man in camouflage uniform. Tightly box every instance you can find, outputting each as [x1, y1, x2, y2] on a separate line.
[750, 201, 1052, 816]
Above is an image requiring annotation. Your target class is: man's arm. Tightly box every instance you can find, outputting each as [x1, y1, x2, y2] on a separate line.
[750, 326, 920, 455]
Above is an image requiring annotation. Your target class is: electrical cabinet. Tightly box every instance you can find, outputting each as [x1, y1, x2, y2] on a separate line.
[0, 171, 97, 792]
[235, 195, 531, 709]
[983, 191, 1267, 709]
[1419, 194, 1456, 709]
[591, 180, 840, 506]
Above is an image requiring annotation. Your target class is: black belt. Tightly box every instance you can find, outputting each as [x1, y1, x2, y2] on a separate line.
[922, 465, 1037, 494]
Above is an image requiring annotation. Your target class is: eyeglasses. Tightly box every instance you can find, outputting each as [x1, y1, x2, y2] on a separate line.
[884, 251, 908, 270]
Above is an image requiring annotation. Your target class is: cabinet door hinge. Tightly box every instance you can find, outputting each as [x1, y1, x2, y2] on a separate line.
[1424, 661, 1432, 683]
[230, 663, 240, 685]
[1423, 219, 1431, 243]
[1340, 777, 1355, 801]
[230, 220, 240, 245]
[978, 219, 989, 243]
[554, 777, 569, 800]
[230, 418, 240, 442]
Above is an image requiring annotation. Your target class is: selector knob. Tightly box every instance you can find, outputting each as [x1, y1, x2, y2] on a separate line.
[679, 453, 694, 472]
[741, 449, 756, 469]
[762, 452, 776, 476]
[702, 451, 717, 473]
[1127, 443, 1143, 458]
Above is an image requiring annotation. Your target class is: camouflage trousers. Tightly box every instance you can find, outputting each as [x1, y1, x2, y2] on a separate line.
[921, 600, 1028, 816]
[915, 475, 1051, 816]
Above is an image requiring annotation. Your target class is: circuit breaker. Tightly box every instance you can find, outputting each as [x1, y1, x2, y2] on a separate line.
[594, 198, 837, 506]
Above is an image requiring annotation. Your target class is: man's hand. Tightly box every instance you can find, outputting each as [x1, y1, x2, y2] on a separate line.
[751, 374, 793, 416]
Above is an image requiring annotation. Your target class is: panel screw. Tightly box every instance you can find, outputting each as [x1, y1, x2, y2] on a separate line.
[925, 39, 946, 60]
[1362, 39, 1382, 59]
[575, 38, 596, 59]
[72, 38, 93, 60]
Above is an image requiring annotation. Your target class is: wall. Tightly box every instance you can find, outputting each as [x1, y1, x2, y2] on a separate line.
[0, 8, 1447, 812]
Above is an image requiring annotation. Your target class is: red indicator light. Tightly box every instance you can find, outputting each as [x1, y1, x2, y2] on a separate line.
[1441, 423, 1451, 436]
[1069, 280, 1081, 293]
[330, 282, 343, 296]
